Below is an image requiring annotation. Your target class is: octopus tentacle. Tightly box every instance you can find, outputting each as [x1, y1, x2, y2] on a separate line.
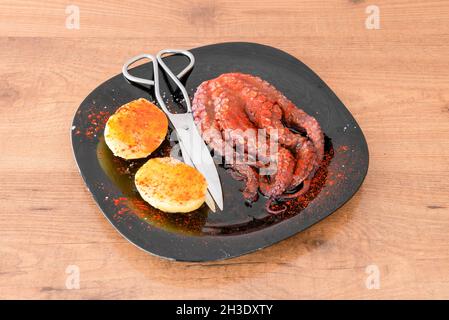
[259, 148, 295, 197]
[214, 88, 294, 197]
[289, 140, 317, 189]
[215, 93, 270, 165]
[240, 89, 299, 149]
[225, 77, 318, 190]
[279, 179, 311, 200]
[265, 199, 287, 215]
[228, 165, 259, 202]
[225, 73, 325, 162]
[281, 103, 324, 163]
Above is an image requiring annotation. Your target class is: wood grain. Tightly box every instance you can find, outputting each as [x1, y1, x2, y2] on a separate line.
[1, 0, 449, 299]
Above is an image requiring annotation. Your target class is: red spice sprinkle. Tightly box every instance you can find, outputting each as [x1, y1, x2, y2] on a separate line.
[81, 109, 111, 139]
[113, 197, 127, 206]
[338, 145, 350, 152]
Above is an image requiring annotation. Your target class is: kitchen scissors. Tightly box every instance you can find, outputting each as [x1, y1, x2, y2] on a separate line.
[122, 49, 223, 212]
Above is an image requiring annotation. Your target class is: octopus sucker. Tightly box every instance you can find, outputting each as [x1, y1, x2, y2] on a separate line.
[192, 72, 325, 212]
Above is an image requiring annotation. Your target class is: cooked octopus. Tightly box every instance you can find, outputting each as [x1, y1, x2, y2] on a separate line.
[192, 73, 325, 212]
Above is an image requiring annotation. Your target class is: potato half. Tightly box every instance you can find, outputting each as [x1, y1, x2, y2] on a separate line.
[104, 98, 168, 159]
[135, 157, 207, 213]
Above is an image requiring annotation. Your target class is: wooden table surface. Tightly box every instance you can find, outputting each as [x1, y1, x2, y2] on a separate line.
[1, 0, 448, 299]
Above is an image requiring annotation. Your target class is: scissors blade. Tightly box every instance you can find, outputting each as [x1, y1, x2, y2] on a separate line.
[170, 114, 224, 211]
[178, 139, 216, 212]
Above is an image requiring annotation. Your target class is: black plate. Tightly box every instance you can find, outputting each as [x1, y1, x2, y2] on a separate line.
[71, 42, 369, 261]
